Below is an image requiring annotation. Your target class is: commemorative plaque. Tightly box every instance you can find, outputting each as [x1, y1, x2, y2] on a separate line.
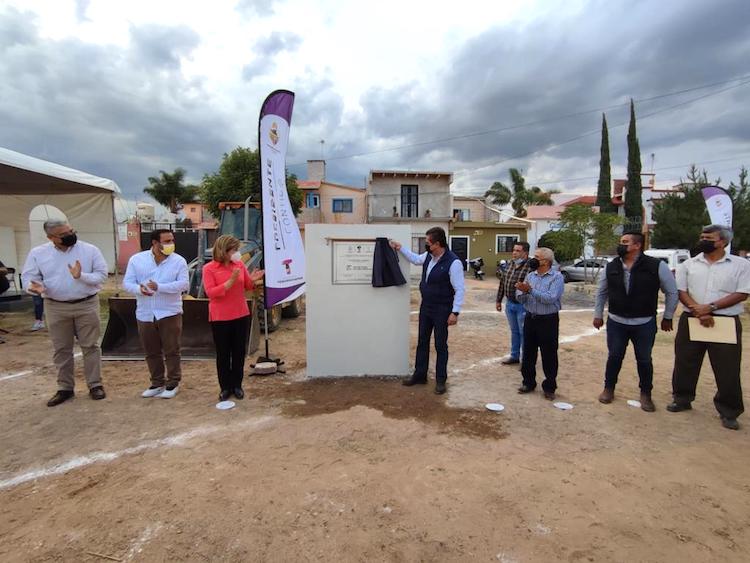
[332, 240, 375, 284]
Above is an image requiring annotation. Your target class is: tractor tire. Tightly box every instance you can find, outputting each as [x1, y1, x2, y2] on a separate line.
[281, 297, 302, 318]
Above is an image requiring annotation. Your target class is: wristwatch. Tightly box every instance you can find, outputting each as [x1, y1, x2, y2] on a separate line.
[709, 303, 718, 312]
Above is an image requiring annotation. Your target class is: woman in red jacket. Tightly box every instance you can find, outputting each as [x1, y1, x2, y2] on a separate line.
[202, 235, 264, 402]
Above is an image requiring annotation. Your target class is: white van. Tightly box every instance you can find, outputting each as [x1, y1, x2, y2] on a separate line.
[644, 249, 691, 275]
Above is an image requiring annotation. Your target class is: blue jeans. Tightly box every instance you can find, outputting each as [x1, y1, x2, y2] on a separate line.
[604, 317, 657, 392]
[505, 300, 526, 360]
[33, 295, 44, 321]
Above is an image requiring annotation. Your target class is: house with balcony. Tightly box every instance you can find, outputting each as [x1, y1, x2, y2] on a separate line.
[367, 170, 454, 273]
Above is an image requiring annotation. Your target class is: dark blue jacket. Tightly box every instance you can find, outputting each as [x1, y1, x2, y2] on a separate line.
[420, 250, 460, 306]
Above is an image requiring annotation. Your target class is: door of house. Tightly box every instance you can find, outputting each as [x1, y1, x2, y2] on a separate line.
[450, 236, 469, 270]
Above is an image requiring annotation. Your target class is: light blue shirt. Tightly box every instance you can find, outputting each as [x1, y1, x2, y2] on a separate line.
[516, 269, 564, 315]
[594, 257, 678, 325]
[399, 247, 465, 313]
[22, 241, 108, 301]
[123, 250, 189, 322]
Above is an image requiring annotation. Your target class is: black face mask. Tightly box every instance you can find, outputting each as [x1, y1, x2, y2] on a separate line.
[527, 258, 540, 270]
[696, 240, 716, 254]
[425, 243, 432, 254]
[616, 244, 629, 258]
[60, 233, 77, 247]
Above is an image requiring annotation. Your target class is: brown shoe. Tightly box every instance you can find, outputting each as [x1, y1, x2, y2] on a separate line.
[640, 392, 655, 412]
[89, 386, 106, 400]
[543, 391, 556, 401]
[47, 390, 74, 407]
[501, 357, 520, 365]
[598, 388, 614, 404]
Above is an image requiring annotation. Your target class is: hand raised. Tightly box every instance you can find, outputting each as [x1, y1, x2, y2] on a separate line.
[68, 260, 82, 279]
[389, 240, 401, 251]
[249, 269, 265, 282]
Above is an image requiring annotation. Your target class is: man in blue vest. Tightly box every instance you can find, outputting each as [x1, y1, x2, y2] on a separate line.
[593, 231, 678, 411]
[391, 227, 465, 394]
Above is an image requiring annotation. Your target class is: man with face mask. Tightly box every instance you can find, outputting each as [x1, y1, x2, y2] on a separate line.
[123, 229, 189, 399]
[390, 227, 465, 395]
[593, 232, 678, 411]
[515, 247, 565, 399]
[667, 225, 750, 430]
[22, 220, 109, 406]
[496, 242, 532, 365]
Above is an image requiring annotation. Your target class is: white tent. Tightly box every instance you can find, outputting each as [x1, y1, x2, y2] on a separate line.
[0, 147, 121, 273]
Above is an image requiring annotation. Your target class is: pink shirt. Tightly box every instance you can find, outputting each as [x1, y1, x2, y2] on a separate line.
[202, 260, 256, 321]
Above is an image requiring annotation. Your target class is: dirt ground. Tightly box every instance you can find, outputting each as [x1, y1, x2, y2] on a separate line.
[1, 277, 749, 562]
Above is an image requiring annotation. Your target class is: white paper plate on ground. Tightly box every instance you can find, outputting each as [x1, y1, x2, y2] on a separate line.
[553, 402, 574, 410]
[626, 399, 642, 408]
[485, 403, 505, 412]
[216, 400, 236, 410]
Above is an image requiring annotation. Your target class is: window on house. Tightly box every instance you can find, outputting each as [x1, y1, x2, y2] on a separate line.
[413, 237, 426, 253]
[453, 208, 470, 221]
[190, 207, 197, 212]
[401, 185, 418, 218]
[306, 193, 320, 208]
[496, 235, 520, 253]
[332, 198, 353, 213]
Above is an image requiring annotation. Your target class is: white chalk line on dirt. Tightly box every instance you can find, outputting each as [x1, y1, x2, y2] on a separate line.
[0, 416, 275, 491]
[0, 352, 83, 383]
[124, 522, 163, 561]
[452, 326, 607, 374]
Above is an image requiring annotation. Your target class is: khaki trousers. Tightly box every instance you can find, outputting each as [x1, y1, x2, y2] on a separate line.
[44, 296, 102, 391]
[137, 314, 183, 387]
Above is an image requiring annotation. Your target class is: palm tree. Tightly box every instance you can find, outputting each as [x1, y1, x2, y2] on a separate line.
[485, 168, 558, 217]
[143, 168, 199, 214]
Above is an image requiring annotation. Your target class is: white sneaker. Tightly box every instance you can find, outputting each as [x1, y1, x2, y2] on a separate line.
[142, 386, 165, 398]
[30, 320, 45, 331]
[159, 385, 179, 399]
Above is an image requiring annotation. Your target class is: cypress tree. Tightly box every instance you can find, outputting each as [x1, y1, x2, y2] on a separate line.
[624, 98, 643, 222]
[595, 113, 615, 213]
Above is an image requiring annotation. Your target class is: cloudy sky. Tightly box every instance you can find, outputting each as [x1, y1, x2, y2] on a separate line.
[2, 0, 749, 211]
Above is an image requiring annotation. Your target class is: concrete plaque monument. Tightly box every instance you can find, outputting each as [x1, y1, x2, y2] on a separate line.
[305, 224, 411, 377]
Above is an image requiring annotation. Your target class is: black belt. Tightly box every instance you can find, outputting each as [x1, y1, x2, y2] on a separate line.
[46, 294, 97, 304]
[526, 312, 559, 319]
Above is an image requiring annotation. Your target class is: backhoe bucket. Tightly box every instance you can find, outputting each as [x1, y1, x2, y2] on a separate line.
[101, 296, 259, 360]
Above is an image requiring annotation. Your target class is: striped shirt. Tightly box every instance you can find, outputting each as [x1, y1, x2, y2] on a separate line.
[123, 250, 189, 322]
[496, 259, 531, 304]
[516, 269, 564, 315]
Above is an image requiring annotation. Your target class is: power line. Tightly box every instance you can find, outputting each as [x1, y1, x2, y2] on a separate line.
[288, 74, 750, 166]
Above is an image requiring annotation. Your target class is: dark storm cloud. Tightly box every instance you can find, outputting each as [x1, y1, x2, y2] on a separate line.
[338, 0, 750, 190]
[0, 7, 235, 197]
[242, 31, 302, 81]
[130, 23, 201, 69]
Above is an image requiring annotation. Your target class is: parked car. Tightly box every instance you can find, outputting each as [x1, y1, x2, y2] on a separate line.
[644, 249, 690, 275]
[560, 257, 614, 283]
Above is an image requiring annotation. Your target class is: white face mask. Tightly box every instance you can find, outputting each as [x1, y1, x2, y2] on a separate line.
[230, 251, 242, 263]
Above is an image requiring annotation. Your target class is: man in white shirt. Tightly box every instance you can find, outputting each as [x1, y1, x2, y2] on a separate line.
[667, 225, 750, 430]
[123, 229, 189, 399]
[390, 227, 465, 395]
[22, 220, 108, 406]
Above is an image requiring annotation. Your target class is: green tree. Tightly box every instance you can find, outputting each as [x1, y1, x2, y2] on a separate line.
[143, 168, 199, 214]
[538, 230, 582, 263]
[484, 181, 512, 207]
[650, 165, 714, 249]
[557, 204, 624, 277]
[200, 147, 302, 217]
[624, 99, 643, 221]
[596, 113, 616, 213]
[727, 166, 750, 251]
[485, 168, 558, 217]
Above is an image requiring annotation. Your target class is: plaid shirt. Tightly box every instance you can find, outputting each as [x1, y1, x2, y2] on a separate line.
[496, 259, 531, 304]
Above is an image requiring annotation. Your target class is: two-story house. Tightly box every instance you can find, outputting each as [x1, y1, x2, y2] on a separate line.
[367, 170, 453, 273]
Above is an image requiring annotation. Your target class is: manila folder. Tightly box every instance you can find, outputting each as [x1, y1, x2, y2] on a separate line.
[687, 316, 737, 344]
